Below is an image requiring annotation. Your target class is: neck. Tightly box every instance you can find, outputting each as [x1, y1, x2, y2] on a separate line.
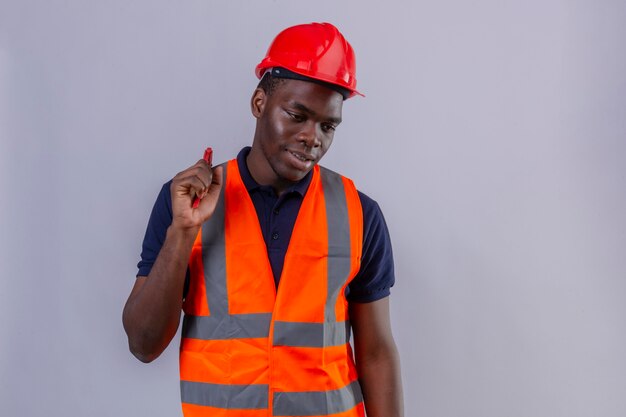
[246, 147, 293, 196]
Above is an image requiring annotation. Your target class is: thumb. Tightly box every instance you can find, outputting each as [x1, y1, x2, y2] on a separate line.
[196, 165, 224, 218]
[206, 165, 224, 198]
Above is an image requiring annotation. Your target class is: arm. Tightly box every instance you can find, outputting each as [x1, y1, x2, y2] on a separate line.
[122, 161, 223, 363]
[350, 297, 404, 417]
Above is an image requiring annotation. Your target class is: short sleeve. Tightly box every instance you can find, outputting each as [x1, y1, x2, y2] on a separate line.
[136, 181, 174, 277]
[346, 192, 396, 303]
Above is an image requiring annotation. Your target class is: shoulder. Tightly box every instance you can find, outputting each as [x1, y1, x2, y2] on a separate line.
[318, 165, 348, 185]
[136, 180, 174, 277]
[356, 190, 382, 220]
[155, 180, 174, 216]
[348, 188, 395, 303]
[356, 190, 391, 257]
[317, 165, 387, 222]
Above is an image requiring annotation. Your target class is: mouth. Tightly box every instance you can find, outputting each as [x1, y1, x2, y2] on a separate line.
[288, 150, 314, 162]
[286, 149, 315, 170]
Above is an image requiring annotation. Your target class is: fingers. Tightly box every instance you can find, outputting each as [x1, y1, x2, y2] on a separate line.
[209, 165, 223, 186]
[195, 166, 224, 215]
[169, 155, 221, 229]
[204, 166, 224, 200]
[172, 159, 214, 201]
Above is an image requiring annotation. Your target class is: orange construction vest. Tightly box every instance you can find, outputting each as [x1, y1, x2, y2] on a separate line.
[180, 159, 365, 417]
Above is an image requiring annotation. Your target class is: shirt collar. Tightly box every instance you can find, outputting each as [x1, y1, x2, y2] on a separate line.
[236, 147, 312, 196]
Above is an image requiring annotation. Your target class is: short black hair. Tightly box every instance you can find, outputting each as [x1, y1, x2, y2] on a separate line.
[257, 73, 286, 96]
[257, 67, 351, 100]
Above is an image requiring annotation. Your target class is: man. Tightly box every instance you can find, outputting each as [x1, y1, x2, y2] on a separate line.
[123, 22, 403, 417]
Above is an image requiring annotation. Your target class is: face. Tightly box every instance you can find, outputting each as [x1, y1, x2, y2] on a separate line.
[248, 79, 344, 190]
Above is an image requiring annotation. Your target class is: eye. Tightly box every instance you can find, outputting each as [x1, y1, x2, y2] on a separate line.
[321, 123, 336, 133]
[287, 111, 305, 122]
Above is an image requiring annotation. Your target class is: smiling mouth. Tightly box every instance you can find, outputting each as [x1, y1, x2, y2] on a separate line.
[288, 150, 313, 162]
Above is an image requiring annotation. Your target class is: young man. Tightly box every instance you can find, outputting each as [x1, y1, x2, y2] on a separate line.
[123, 22, 404, 417]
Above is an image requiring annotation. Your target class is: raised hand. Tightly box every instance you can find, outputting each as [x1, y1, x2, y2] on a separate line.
[170, 157, 223, 231]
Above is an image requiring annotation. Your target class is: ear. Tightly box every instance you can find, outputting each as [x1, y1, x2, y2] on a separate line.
[250, 88, 267, 119]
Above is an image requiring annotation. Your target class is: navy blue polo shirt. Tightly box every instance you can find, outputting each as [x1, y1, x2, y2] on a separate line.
[137, 147, 395, 303]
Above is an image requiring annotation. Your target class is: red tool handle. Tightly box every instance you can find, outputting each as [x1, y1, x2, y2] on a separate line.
[192, 147, 213, 208]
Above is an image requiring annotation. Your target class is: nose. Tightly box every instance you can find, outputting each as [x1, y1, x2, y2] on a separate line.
[297, 121, 321, 148]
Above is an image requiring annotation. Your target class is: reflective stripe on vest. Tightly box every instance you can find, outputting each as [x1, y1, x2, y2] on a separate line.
[180, 161, 364, 417]
[181, 380, 269, 409]
[180, 380, 363, 416]
[273, 380, 364, 416]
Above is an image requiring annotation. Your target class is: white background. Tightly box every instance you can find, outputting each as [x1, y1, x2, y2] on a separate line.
[1, 1, 625, 416]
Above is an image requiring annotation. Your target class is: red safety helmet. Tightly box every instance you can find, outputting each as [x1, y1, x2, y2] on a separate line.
[255, 22, 363, 98]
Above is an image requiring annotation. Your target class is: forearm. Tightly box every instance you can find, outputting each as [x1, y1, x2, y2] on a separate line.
[123, 225, 198, 362]
[355, 341, 404, 417]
